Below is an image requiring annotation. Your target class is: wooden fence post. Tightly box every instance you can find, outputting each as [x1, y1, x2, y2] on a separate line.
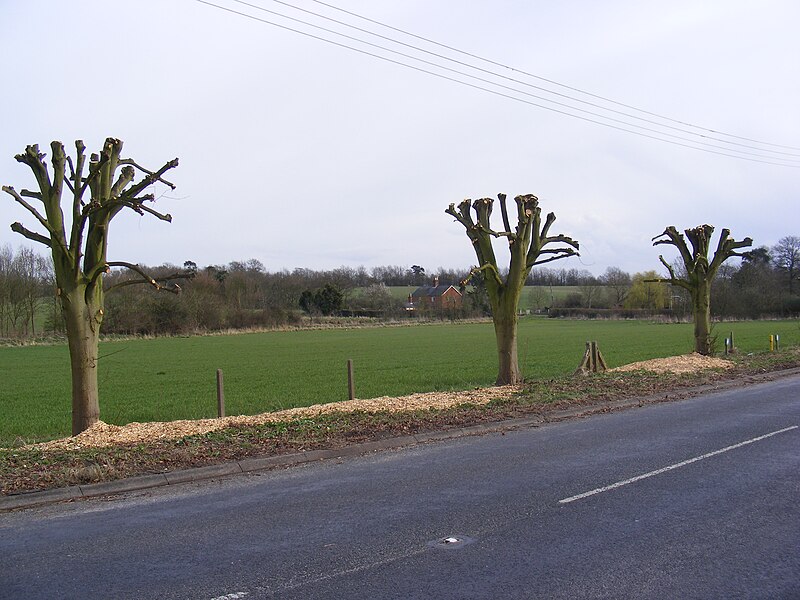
[216, 368, 225, 418]
[347, 359, 356, 400]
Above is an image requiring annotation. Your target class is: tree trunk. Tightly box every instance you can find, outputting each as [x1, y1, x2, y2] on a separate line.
[63, 293, 101, 435]
[493, 294, 521, 385]
[692, 282, 713, 355]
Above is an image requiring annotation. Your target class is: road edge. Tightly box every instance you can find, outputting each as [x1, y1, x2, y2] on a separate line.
[3, 366, 799, 512]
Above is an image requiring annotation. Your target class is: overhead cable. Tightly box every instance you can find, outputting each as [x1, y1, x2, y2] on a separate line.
[308, 0, 800, 153]
[194, 0, 800, 167]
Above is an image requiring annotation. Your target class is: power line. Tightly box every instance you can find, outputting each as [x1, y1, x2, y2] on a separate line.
[308, 0, 800, 153]
[222, 0, 800, 162]
[235, 0, 800, 161]
[194, 0, 800, 167]
[238, 0, 800, 161]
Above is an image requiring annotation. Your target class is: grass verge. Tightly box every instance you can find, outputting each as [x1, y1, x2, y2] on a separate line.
[3, 318, 798, 445]
[2, 348, 798, 498]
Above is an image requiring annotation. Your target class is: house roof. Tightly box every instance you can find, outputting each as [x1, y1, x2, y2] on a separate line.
[411, 284, 462, 298]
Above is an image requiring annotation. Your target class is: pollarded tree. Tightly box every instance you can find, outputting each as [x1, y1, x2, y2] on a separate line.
[2, 138, 182, 435]
[447, 194, 579, 384]
[649, 225, 752, 355]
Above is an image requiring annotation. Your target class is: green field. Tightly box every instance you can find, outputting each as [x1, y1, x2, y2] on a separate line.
[1, 318, 797, 445]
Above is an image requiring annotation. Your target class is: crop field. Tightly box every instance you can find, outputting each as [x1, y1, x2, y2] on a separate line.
[1, 318, 797, 445]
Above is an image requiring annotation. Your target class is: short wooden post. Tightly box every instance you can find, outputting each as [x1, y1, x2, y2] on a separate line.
[216, 368, 225, 418]
[574, 341, 607, 375]
[347, 359, 356, 400]
[770, 335, 775, 352]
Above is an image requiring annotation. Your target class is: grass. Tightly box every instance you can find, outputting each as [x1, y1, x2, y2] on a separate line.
[0, 318, 797, 445]
[3, 348, 799, 496]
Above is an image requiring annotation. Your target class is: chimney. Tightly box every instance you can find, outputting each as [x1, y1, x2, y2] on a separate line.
[433, 276, 439, 287]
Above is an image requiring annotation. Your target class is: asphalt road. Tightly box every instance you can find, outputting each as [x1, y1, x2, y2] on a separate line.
[2, 375, 799, 599]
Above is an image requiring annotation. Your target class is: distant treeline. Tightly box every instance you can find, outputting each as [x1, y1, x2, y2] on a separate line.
[1, 238, 798, 338]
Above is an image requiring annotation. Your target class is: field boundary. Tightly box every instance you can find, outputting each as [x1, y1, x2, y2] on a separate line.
[3, 366, 799, 512]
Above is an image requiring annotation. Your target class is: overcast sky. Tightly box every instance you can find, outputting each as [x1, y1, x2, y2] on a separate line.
[1, 0, 798, 277]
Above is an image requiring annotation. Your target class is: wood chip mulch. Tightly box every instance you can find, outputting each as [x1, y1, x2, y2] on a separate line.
[27, 353, 734, 452]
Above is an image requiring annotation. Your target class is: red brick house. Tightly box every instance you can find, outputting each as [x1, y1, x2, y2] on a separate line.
[409, 277, 463, 311]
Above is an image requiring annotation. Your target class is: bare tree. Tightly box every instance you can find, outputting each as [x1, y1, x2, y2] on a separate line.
[649, 225, 752, 355]
[0, 245, 11, 336]
[772, 235, 800, 294]
[599, 266, 631, 308]
[578, 273, 600, 308]
[3, 138, 183, 434]
[15, 247, 41, 335]
[447, 194, 579, 384]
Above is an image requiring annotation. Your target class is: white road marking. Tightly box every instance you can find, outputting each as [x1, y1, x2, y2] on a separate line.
[559, 425, 798, 504]
[209, 592, 249, 600]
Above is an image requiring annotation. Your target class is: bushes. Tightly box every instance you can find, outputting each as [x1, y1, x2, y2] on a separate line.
[548, 307, 674, 319]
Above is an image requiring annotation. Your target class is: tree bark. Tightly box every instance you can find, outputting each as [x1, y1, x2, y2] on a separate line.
[62, 290, 101, 435]
[692, 282, 713, 355]
[493, 307, 520, 385]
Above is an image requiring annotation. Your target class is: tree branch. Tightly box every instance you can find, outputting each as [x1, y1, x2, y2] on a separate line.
[110, 165, 136, 198]
[122, 158, 179, 198]
[542, 234, 580, 248]
[10, 222, 52, 247]
[118, 158, 178, 189]
[102, 263, 192, 294]
[536, 247, 580, 256]
[14, 145, 51, 197]
[468, 263, 504, 288]
[708, 228, 753, 273]
[644, 256, 692, 290]
[103, 198, 172, 222]
[475, 225, 515, 239]
[81, 152, 109, 200]
[530, 249, 579, 267]
[20, 189, 43, 200]
[652, 226, 693, 267]
[71, 140, 87, 228]
[498, 193, 511, 234]
[540, 211, 557, 240]
[3, 185, 53, 234]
